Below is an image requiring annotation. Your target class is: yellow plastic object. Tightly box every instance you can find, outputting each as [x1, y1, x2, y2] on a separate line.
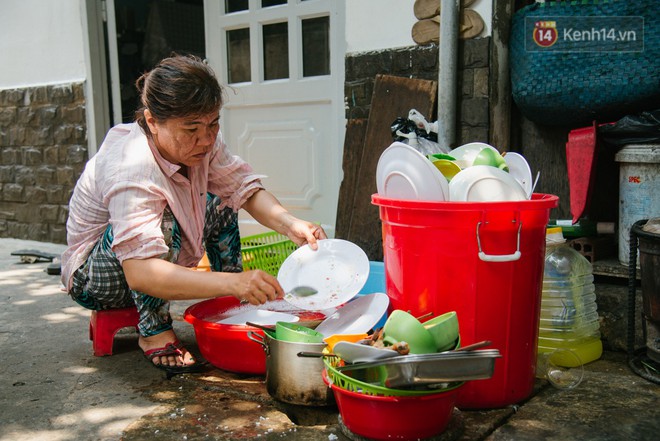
[194, 252, 211, 272]
[323, 333, 369, 352]
[431, 159, 462, 181]
[240, 231, 297, 276]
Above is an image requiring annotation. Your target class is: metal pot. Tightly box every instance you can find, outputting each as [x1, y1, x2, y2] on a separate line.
[248, 331, 335, 407]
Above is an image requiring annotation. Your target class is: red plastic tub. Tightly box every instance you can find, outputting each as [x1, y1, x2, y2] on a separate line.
[184, 297, 326, 375]
[322, 370, 459, 440]
[372, 193, 558, 409]
[184, 297, 267, 374]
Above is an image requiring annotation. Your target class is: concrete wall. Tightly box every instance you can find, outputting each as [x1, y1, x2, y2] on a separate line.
[0, 83, 87, 243]
[0, 0, 86, 88]
[345, 0, 493, 53]
[0, 1, 89, 243]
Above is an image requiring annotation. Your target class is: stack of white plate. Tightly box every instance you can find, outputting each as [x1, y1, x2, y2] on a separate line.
[376, 141, 534, 202]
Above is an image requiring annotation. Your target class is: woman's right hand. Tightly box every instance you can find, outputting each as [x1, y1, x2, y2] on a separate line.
[233, 270, 284, 305]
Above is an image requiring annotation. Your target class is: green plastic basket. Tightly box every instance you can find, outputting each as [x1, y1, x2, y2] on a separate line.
[240, 231, 297, 276]
[322, 356, 462, 397]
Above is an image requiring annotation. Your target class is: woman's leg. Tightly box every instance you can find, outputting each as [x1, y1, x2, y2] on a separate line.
[203, 193, 243, 273]
[69, 208, 195, 367]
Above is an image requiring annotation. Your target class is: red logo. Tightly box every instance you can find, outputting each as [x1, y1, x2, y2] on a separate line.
[628, 176, 641, 184]
[533, 21, 558, 47]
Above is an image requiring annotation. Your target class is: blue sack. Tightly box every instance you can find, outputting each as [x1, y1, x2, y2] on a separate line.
[510, 0, 660, 127]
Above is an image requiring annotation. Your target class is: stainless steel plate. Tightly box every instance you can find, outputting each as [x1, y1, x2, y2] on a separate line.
[336, 349, 501, 389]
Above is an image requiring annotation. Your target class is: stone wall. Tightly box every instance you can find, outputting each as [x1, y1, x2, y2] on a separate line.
[344, 38, 491, 146]
[0, 82, 87, 244]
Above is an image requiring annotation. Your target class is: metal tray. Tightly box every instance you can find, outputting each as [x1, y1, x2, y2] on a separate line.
[336, 349, 501, 389]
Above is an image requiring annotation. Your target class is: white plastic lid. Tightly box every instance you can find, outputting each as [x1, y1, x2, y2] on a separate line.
[546, 226, 566, 244]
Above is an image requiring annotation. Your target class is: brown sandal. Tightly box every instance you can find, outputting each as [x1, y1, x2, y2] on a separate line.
[144, 340, 207, 378]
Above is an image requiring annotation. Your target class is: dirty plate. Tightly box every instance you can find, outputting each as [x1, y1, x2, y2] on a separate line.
[277, 239, 370, 311]
[315, 293, 389, 337]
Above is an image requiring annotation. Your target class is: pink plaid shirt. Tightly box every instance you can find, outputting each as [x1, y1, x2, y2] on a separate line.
[61, 123, 265, 291]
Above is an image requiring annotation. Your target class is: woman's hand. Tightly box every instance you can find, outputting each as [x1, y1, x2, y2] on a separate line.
[285, 219, 327, 250]
[242, 189, 328, 250]
[232, 269, 284, 305]
[122, 258, 284, 304]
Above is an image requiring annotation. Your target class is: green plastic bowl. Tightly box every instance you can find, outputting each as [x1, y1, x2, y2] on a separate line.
[275, 322, 325, 343]
[423, 311, 460, 352]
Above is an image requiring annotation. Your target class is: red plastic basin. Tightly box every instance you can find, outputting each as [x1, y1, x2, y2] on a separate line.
[184, 297, 267, 374]
[184, 297, 326, 375]
[323, 370, 460, 440]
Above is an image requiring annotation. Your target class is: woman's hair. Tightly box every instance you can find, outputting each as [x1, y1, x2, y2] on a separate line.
[135, 54, 224, 135]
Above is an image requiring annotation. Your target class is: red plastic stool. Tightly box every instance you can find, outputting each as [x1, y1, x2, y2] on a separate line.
[89, 307, 139, 356]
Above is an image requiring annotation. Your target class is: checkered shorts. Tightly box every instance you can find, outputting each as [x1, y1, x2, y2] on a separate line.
[69, 194, 242, 336]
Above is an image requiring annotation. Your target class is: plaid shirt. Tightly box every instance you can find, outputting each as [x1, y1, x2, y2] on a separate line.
[61, 123, 264, 291]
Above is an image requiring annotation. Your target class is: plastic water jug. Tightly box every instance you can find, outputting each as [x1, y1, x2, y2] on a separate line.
[537, 227, 603, 367]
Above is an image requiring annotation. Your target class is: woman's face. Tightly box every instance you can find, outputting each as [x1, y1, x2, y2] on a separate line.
[145, 110, 220, 166]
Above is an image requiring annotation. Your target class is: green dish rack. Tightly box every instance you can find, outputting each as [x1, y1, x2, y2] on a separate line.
[240, 231, 297, 276]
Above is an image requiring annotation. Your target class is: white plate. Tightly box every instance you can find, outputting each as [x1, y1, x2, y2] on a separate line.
[448, 142, 499, 166]
[376, 142, 448, 201]
[333, 341, 402, 364]
[217, 309, 299, 326]
[315, 293, 390, 337]
[449, 165, 528, 202]
[503, 152, 533, 198]
[277, 239, 370, 311]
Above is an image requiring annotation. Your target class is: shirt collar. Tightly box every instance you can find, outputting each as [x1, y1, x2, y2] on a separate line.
[142, 127, 182, 178]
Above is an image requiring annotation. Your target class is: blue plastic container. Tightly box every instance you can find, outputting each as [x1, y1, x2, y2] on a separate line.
[356, 261, 387, 329]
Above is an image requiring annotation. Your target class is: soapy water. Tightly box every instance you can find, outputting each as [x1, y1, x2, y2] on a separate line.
[205, 299, 328, 324]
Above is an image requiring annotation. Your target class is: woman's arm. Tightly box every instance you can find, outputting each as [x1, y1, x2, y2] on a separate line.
[122, 257, 283, 304]
[242, 189, 327, 249]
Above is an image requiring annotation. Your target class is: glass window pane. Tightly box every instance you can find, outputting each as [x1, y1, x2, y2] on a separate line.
[225, 0, 248, 13]
[262, 0, 287, 7]
[302, 16, 330, 77]
[227, 28, 251, 83]
[263, 22, 289, 80]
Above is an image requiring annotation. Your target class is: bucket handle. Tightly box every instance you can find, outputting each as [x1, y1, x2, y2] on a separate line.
[476, 221, 522, 262]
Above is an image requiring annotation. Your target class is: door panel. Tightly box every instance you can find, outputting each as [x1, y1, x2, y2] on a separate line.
[205, 0, 345, 238]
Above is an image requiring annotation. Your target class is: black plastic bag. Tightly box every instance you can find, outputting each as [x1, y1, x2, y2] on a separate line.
[598, 110, 660, 147]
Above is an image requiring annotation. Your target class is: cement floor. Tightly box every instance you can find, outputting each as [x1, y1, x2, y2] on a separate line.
[1, 238, 658, 441]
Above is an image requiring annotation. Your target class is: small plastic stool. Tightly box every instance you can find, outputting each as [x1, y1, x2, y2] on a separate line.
[89, 307, 139, 356]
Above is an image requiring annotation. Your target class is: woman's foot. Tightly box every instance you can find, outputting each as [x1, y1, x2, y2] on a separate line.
[139, 330, 196, 368]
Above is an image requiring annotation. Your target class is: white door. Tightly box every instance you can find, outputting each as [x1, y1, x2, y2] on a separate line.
[204, 0, 346, 238]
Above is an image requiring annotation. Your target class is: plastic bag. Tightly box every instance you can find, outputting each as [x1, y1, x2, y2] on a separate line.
[598, 109, 660, 147]
[391, 109, 450, 155]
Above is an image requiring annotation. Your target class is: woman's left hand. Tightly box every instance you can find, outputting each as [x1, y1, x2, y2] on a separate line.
[287, 220, 327, 250]
[242, 189, 327, 250]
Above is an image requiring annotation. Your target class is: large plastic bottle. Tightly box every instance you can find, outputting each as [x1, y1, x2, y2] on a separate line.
[537, 227, 603, 367]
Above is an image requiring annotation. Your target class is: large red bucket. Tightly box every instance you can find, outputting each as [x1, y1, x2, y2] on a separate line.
[372, 193, 558, 409]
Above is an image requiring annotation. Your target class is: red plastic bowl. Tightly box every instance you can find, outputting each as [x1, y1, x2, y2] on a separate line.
[184, 297, 267, 374]
[184, 297, 326, 375]
[322, 370, 460, 440]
